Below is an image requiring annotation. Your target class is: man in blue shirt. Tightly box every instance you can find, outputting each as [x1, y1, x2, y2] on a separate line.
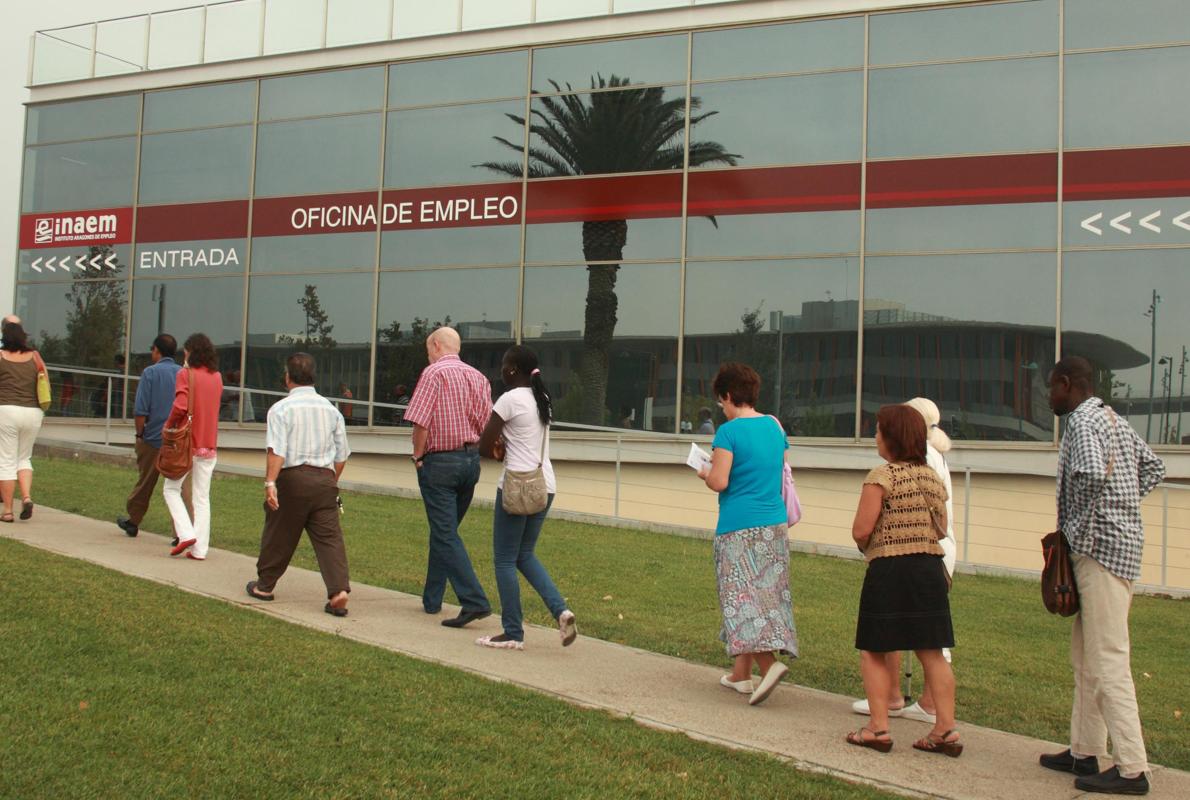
[116, 334, 191, 539]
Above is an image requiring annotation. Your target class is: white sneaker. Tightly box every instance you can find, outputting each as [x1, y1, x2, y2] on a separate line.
[476, 635, 524, 651]
[558, 610, 577, 647]
[851, 698, 904, 717]
[720, 675, 754, 694]
[749, 661, 788, 706]
[900, 701, 937, 724]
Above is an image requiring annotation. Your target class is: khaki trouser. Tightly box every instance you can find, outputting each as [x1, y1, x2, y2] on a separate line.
[255, 465, 350, 598]
[126, 439, 191, 532]
[1070, 553, 1149, 775]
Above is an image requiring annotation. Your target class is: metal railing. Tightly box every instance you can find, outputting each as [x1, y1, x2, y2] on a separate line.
[29, 0, 753, 86]
[38, 364, 1189, 593]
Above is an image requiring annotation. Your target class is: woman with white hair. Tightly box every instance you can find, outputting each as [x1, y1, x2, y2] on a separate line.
[851, 396, 956, 725]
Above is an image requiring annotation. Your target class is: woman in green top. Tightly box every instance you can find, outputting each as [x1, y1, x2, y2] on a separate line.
[698, 363, 796, 707]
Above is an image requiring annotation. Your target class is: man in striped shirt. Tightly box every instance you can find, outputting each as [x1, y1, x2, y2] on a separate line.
[245, 352, 352, 618]
[406, 327, 493, 628]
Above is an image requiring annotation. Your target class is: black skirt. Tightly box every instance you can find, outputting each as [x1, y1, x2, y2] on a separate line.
[855, 553, 954, 652]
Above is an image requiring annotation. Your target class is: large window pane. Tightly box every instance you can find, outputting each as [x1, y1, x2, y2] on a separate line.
[16, 278, 128, 419]
[869, 58, 1058, 158]
[129, 276, 244, 384]
[861, 253, 1057, 442]
[526, 89, 686, 176]
[1062, 249, 1189, 444]
[1066, 0, 1190, 51]
[532, 35, 688, 90]
[385, 102, 524, 188]
[263, 0, 324, 56]
[389, 51, 528, 107]
[261, 67, 385, 121]
[687, 211, 860, 259]
[245, 273, 375, 416]
[867, 203, 1057, 253]
[327, 0, 390, 47]
[26, 95, 140, 145]
[143, 82, 256, 131]
[95, 16, 147, 77]
[461, 0, 531, 29]
[147, 8, 203, 70]
[683, 258, 859, 437]
[870, 0, 1057, 65]
[1064, 197, 1190, 249]
[251, 232, 377, 273]
[373, 268, 517, 424]
[522, 262, 680, 431]
[18, 245, 132, 283]
[692, 17, 864, 80]
[22, 138, 137, 213]
[381, 227, 521, 268]
[1065, 48, 1190, 149]
[135, 239, 247, 279]
[255, 114, 382, 196]
[691, 72, 862, 167]
[205, 0, 262, 63]
[393, 0, 459, 39]
[139, 127, 254, 204]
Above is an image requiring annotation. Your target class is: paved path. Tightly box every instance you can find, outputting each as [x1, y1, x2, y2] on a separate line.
[6, 508, 1187, 800]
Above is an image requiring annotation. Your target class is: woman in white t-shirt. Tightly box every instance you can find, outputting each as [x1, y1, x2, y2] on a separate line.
[477, 345, 576, 651]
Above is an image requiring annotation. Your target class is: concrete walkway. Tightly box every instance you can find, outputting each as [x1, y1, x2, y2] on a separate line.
[6, 508, 1187, 800]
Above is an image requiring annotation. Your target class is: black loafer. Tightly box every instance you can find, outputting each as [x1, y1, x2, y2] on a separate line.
[1040, 749, 1099, 776]
[116, 516, 138, 537]
[441, 609, 491, 628]
[1075, 766, 1150, 795]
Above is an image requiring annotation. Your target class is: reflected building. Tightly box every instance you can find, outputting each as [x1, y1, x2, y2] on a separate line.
[13, 0, 1190, 450]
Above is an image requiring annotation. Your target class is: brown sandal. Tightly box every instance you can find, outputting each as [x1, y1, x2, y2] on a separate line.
[913, 729, 963, 758]
[846, 727, 893, 753]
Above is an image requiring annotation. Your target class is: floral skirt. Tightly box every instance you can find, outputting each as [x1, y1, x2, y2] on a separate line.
[714, 524, 799, 658]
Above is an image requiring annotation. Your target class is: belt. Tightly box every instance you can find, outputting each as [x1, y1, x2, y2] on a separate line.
[425, 442, 479, 455]
[281, 464, 335, 474]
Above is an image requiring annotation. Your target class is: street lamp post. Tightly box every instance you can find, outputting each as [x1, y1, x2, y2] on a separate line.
[1145, 291, 1161, 441]
[1178, 346, 1188, 444]
[769, 309, 784, 420]
[1159, 356, 1173, 444]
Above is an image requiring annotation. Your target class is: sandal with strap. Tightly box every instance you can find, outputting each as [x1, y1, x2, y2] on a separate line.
[0, 512, 13, 523]
[913, 729, 963, 758]
[846, 727, 893, 753]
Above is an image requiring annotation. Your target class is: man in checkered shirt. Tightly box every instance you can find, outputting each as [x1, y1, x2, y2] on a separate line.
[1041, 356, 1164, 796]
[406, 327, 493, 629]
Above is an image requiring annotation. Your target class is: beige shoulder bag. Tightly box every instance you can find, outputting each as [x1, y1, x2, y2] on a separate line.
[502, 421, 549, 516]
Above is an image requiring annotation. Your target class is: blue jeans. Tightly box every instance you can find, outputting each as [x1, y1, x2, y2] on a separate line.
[493, 490, 565, 641]
[417, 449, 489, 613]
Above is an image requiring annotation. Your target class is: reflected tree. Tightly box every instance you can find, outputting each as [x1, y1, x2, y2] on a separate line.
[480, 76, 738, 424]
[36, 245, 125, 370]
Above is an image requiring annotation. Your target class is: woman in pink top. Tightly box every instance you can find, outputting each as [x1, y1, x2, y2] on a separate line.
[165, 333, 223, 560]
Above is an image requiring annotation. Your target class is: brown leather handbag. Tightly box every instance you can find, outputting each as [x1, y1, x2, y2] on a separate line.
[156, 367, 194, 480]
[1041, 530, 1079, 616]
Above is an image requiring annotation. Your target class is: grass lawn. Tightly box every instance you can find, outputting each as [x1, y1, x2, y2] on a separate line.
[30, 454, 1190, 771]
[0, 538, 896, 800]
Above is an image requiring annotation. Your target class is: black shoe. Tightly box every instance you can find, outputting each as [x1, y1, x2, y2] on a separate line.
[1040, 749, 1099, 776]
[171, 537, 179, 548]
[1075, 766, 1150, 795]
[441, 609, 491, 628]
[116, 516, 138, 538]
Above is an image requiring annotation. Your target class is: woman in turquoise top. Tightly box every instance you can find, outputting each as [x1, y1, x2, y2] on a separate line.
[698, 362, 798, 707]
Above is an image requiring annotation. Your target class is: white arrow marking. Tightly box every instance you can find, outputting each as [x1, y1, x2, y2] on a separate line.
[103, 253, 117, 269]
[1081, 212, 1103, 235]
[1140, 211, 1162, 233]
[90, 254, 103, 270]
[31, 257, 42, 273]
[1174, 210, 1190, 231]
[1111, 211, 1132, 234]
[75, 255, 88, 270]
[45, 257, 57, 272]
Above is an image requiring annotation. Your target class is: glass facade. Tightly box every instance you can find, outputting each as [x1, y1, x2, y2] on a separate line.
[16, 0, 1190, 444]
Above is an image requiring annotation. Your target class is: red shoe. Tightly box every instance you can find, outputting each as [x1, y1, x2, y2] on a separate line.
[170, 538, 197, 556]
[185, 552, 205, 561]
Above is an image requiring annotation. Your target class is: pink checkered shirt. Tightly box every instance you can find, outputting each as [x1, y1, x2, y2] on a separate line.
[403, 354, 492, 453]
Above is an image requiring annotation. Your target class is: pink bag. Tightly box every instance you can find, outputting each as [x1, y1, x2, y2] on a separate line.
[768, 416, 802, 527]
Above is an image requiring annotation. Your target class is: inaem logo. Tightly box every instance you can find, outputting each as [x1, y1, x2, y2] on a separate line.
[33, 213, 118, 245]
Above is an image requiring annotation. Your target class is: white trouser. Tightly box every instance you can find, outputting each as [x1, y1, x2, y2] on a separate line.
[164, 456, 216, 558]
[0, 405, 44, 480]
[1070, 553, 1148, 775]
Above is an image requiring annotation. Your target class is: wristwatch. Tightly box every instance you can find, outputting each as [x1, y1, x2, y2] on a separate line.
[264, 480, 276, 488]
[410, 455, 421, 465]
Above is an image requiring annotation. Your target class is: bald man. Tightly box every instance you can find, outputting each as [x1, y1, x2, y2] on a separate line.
[3, 315, 20, 326]
[404, 327, 493, 628]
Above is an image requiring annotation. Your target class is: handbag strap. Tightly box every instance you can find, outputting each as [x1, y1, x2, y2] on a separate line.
[536, 419, 548, 468]
[186, 366, 195, 421]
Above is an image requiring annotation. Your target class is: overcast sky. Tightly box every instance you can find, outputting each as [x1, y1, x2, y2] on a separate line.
[1, 1, 184, 315]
